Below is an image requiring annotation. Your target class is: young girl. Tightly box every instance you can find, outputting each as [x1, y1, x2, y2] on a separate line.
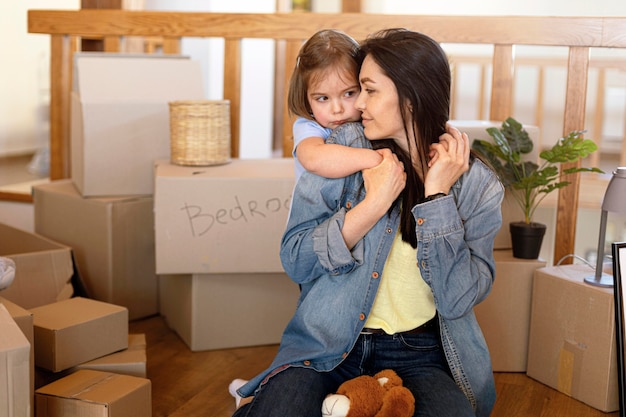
[287, 29, 382, 180]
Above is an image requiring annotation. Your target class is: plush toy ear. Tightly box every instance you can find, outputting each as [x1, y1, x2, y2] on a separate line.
[374, 369, 403, 390]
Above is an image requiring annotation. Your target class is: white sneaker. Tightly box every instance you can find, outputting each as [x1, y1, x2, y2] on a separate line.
[228, 378, 248, 408]
[0, 257, 16, 291]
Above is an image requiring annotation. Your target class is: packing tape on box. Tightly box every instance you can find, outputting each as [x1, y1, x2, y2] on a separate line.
[558, 340, 584, 397]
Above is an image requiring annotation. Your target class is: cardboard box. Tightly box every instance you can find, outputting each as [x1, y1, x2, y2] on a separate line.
[159, 273, 299, 351]
[35, 369, 151, 417]
[0, 223, 74, 309]
[526, 265, 618, 412]
[0, 303, 31, 417]
[474, 250, 546, 372]
[1, 297, 34, 417]
[76, 333, 147, 378]
[450, 120, 541, 250]
[71, 53, 205, 197]
[35, 333, 147, 389]
[30, 297, 128, 372]
[154, 158, 295, 274]
[0, 297, 34, 358]
[33, 180, 157, 320]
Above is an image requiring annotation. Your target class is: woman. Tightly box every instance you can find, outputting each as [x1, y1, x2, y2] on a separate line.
[233, 28, 503, 417]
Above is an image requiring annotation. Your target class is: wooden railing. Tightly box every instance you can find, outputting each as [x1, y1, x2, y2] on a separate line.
[25, 10, 626, 264]
[449, 54, 626, 168]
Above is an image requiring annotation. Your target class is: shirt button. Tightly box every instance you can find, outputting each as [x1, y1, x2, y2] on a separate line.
[346, 201, 352, 209]
[342, 352, 348, 359]
[359, 313, 366, 321]
[303, 360, 311, 366]
[417, 218, 425, 225]
[421, 260, 426, 268]
[386, 227, 393, 234]
[371, 271, 379, 279]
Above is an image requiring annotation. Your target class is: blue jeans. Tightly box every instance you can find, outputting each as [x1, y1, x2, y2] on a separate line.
[232, 329, 475, 417]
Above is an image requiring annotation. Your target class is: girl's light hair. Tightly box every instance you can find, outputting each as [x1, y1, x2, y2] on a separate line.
[287, 29, 360, 120]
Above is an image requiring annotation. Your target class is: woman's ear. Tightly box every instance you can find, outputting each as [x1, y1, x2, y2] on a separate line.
[404, 99, 413, 114]
[403, 100, 413, 119]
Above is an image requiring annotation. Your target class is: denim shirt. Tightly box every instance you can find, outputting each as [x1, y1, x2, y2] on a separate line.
[239, 123, 503, 417]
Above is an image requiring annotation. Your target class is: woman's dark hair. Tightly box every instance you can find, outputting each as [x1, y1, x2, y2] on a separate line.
[288, 29, 360, 119]
[359, 28, 452, 248]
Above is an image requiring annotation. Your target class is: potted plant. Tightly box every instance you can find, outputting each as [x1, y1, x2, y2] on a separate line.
[471, 117, 603, 259]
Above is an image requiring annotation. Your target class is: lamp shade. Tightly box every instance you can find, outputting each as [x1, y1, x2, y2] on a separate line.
[602, 167, 626, 213]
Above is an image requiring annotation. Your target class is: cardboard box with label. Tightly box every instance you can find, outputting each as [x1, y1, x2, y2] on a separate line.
[159, 273, 299, 351]
[449, 120, 540, 250]
[1, 297, 34, 417]
[474, 250, 546, 372]
[526, 265, 618, 412]
[35, 369, 151, 417]
[154, 158, 295, 274]
[0, 223, 74, 310]
[0, 303, 31, 417]
[33, 180, 157, 320]
[71, 53, 205, 197]
[30, 297, 128, 372]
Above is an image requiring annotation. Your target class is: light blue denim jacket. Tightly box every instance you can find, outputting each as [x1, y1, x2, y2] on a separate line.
[240, 122, 503, 417]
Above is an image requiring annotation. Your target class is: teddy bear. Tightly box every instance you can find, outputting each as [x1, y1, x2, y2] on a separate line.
[321, 369, 415, 417]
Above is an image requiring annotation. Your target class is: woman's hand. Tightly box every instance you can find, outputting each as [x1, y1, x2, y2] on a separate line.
[362, 148, 406, 213]
[425, 124, 470, 197]
[341, 148, 405, 249]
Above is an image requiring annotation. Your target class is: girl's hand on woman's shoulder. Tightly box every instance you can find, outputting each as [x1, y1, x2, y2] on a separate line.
[424, 124, 470, 196]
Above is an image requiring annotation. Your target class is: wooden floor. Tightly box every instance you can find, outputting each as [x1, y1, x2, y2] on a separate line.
[130, 314, 619, 417]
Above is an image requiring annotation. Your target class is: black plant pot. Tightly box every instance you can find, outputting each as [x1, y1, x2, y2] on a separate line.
[510, 221, 546, 259]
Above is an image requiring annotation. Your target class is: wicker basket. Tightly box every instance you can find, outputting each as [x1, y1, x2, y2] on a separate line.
[169, 100, 231, 166]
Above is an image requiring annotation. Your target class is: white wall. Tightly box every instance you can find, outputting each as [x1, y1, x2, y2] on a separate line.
[0, 0, 78, 157]
[364, 0, 626, 15]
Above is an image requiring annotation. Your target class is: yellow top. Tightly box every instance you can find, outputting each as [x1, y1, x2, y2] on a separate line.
[364, 230, 436, 333]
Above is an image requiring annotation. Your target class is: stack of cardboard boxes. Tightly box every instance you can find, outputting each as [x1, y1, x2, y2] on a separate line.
[1, 295, 151, 417]
[32, 53, 206, 321]
[1, 54, 206, 416]
[154, 158, 301, 351]
[1, 218, 152, 415]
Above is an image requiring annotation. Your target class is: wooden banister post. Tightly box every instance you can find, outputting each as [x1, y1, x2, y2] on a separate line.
[224, 39, 242, 158]
[342, 0, 362, 13]
[554, 46, 590, 265]
[489, 44, 514, 121]
[49, 34, 75, 180]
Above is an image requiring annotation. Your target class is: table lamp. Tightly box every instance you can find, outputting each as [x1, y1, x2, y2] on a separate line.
[585, 167, 626, 287]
